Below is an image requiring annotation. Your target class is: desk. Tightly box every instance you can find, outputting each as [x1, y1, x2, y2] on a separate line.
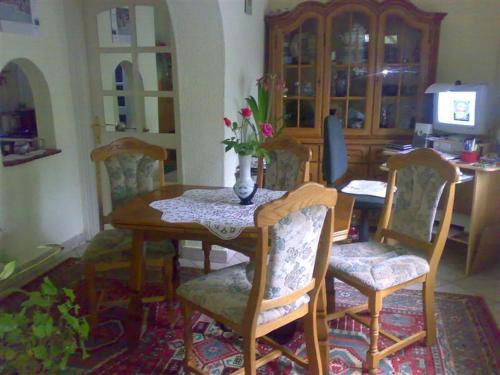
[381, 153, 500, 275]
[111, 184, 352, 372]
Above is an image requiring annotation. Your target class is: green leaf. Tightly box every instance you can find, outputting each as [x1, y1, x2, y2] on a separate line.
[246, 96, 261, 125]
[0, 313, 17, 334]
[33, 345, 48, 360]
[43, 359, 53, 370]
[22, 291, 51, 308]
[4, 348, 16, 361]
[32, 323, 47, 338]
[63, 288, 75, 302]
[80, 318, 90, 339]
[0, 261, 15, 280]
[41, 277, 57, 296]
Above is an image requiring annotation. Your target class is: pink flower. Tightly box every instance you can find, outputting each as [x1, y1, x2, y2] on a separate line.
[241, 107, 252, 118]
[224, 117, 232, 127]
[261, 123, 274, 138]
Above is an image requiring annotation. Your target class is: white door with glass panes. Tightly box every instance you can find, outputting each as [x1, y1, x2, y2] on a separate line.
[84, 0, 180, 184]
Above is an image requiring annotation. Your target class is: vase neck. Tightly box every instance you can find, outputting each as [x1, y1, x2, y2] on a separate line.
[238, 154, 252, 181]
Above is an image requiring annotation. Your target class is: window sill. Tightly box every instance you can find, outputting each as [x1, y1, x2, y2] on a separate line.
[2, 148, 61, 167]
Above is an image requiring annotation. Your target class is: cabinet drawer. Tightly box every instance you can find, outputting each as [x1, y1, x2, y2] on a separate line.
[347, 145, 369, 163]
[370, 145, 389, 164]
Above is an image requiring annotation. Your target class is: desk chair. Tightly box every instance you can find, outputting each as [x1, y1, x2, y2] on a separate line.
[323, 115, 385, 241]
[84, 137, 177, 330]
[178, 183, 337, 375]
[326, 148, 459, 373]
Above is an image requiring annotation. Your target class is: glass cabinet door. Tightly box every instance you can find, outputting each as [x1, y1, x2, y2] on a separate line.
[373, 13, 428, 134]
[325, 7, 376, 135]
[275, 14, 323, 136]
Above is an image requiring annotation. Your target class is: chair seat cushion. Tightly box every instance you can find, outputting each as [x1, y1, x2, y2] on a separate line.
[329, 241, 429, 291]
[83, 229, 175, 263]
[177, 262, 309, 326]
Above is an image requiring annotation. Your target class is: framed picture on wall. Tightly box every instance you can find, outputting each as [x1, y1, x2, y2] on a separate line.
[110, 7, 131, 44]
[0, 0, 40, 36]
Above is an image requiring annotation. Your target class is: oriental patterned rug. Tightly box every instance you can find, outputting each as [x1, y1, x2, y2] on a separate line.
[3, 259, 499, 374]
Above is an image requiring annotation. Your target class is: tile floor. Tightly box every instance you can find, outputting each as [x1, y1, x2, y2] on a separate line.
[179, 244, 500, 325]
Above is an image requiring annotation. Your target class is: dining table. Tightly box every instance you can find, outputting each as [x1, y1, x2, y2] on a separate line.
[111, 184, 353, 374]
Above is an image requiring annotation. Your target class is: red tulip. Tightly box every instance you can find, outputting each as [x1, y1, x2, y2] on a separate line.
[241, 107, 252, 118]
[261, 123, 274, 138]
[224, 117, 232, 127]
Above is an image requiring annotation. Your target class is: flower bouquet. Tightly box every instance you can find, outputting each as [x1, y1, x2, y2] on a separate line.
[222, 74, 286, 205]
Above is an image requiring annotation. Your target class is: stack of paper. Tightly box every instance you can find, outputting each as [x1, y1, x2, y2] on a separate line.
[341, 180, 393, 198]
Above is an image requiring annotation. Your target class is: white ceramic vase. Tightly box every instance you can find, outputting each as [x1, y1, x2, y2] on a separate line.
[233, 154, 257, 205]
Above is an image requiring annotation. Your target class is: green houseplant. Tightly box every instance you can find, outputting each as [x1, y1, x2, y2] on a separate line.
[0, 256, 89, 374]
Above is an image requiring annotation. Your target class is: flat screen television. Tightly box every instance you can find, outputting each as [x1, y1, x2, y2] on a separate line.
[432, 84, 488, 135]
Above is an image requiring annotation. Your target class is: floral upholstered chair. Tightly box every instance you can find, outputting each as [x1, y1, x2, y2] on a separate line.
[326, 148, 459, 374]
[178, 183, 337, 374]
[256, 136, 311, 190]
[201, 136, 312, 273]
[84, 137, 176, 330]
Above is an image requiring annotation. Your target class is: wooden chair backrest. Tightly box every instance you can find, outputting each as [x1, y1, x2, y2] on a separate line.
[256, 136, 312, 190]
[91, 137, 167, 230]
[375, 148, 459, 274]
[244, 183, 337, 331]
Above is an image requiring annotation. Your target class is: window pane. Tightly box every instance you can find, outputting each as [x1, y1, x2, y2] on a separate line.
[138, 53, 173, 91]
[139, 97, 175, 134]
[136, 5, 172, 47]
[100, 53, 133, 91]
[97, 7, 131, 48]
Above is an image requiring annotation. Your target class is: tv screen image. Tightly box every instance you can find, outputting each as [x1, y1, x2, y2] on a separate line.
[437, 91, 476, 126]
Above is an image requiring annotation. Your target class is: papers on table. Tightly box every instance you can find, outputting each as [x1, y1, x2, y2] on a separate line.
[341, 180, 394, 198]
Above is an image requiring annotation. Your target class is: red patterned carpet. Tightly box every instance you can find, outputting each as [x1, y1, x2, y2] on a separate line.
[3, 259, 499, 374]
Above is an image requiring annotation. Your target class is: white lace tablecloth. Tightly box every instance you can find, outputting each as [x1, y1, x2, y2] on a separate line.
[150, 188, 286, 240]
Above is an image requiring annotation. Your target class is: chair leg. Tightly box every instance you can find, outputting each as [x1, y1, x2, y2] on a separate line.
[202, 242, 211, 274]
[84, 262, 98, 331]
[326, 274, 336, 315]
[304, 309, 322, 375]
[182, 303, 193, 373]
[243, 334, 257, 375]
[367, 293, 383, 374]
[423, 279, 436, 346]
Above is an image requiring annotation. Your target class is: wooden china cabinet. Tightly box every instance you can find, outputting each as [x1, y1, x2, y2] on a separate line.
[266, 0, 445, 183]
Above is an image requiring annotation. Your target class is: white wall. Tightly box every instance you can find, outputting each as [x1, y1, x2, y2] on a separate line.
[0, 0, 86, 265]
[267, 0, 500, 128]
[167, 0, 226, 186]
[219, 0, 269, 186]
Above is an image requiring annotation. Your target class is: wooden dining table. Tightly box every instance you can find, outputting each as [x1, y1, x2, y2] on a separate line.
[111, 184, 353, 374]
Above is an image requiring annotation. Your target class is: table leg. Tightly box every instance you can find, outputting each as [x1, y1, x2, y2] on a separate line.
[317, 280, 330, 374]
[127, 230, 145, 350]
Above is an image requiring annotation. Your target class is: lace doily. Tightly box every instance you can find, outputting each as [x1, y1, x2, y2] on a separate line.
[150, 188, 285, 240]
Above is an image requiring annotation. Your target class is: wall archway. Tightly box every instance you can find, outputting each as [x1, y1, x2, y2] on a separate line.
[0, 58, 56, 150]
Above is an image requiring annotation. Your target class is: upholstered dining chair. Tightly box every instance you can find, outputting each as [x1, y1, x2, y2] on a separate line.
[203, 136, 354, 273]
[178, 183, 337, 374]
[326, 148, 459, 373]
[201, 136, 312, 273]
[84, 137, 177, 330]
